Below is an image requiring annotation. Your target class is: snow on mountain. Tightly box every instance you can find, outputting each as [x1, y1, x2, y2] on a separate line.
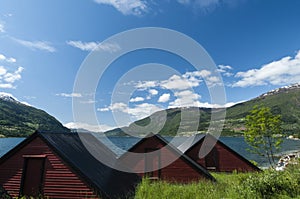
[0, 92, 31, 106]
[258, 83, 300, 98]
[0, 92, 17, 102]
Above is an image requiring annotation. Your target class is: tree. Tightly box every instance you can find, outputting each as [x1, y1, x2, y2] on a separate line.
[244, 106, 283, 168]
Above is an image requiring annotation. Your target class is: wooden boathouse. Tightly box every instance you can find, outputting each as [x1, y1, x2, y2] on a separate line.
[119, 133, 215, 183]
[0, 132, 140, 199]
[178, 133, 260, 172]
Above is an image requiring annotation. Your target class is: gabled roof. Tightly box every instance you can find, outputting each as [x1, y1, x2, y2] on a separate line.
[177, 134, 206, 153]
[178, 133, 260, 171]
[0, 132, 141, 199]
[123, 133, 216, 181]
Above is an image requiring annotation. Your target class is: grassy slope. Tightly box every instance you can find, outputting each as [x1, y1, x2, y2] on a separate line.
[135, 164, 300, 199]
[0, 99, 70, 137]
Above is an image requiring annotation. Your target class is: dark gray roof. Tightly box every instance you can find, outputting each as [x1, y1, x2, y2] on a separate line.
[177, 134, 206, 153]
[177, 133, 260, 171]
[124, 133, 216, 181]
[36, 132, 141, 199]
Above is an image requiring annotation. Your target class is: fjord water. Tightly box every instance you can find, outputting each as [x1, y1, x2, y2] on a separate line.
[1, 136, 299, 168]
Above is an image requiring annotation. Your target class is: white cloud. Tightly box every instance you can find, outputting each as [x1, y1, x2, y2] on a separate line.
[6, 57, 16, 63]
[0, 66, 7, 75]
[0, 22, 4, 33]
[217, 64, 233, 77]
[233, 50, 300, 87]
[94, 0, 148, 16]
[56, 93, 82, 98]
[80, 99, 97, 104]
[158, 93, 170, 103]
[160, 74, 201, 90]
[98, 102, 162, 121]
[64, 122, 114, 132]
[0, 66, 23, 89]
[149, 89, 158, 96]
[129, 96, 144, 102]
[136, 80, 159, 90]
[13, 38, 56, 52]
[127, 103, 162, 120]
[0, 54, 17, 63]
[133, 70, 220, 92]
[3, 66, 23, 83]
[0, 54, 5, 61]
[0, 83, 14, 89]
[169, 90, 201, 108]
[99, 102, 128, 112]
[67, 40, 121, 52]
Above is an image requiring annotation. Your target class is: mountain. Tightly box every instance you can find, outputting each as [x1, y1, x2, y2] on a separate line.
[0, 93, 70, 137]
[105, 83, 300, 137]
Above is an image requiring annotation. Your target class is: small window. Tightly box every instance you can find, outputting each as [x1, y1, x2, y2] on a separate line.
[20, 155, 46, 197]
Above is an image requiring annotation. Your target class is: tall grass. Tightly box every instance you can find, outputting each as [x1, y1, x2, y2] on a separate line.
[135, 164, 300, 199]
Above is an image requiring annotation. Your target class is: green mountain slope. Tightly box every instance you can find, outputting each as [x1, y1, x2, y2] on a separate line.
[105, 84, 300, 137]
[0, 97, 70, 137]
[225, 84, 300, 135]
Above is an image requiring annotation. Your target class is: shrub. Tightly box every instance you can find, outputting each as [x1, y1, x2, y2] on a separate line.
[241, 169, 299, 198]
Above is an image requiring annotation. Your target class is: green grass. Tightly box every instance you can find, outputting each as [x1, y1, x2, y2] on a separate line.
[134, 164, 300, 199]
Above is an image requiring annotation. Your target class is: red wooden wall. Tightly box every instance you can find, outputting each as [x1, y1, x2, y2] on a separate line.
[120, 136, 209, 183]
[0, 137, 100, 199]
[186, 136, 259, 172]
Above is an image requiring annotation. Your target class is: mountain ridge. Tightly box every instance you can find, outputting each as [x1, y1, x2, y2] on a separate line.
[104, 83, 300, 138]
[0, 94, 70, 137]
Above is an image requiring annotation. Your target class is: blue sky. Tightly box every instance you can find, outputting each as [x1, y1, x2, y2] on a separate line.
[0, 0, 300, 132]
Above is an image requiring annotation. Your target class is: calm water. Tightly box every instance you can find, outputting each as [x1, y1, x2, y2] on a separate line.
[1, 136, 299, 168]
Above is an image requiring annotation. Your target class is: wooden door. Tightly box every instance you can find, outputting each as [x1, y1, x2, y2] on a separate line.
[145, 148, 161, 179]
[205, 147, 219, 171]
[21, 157, 45, 197]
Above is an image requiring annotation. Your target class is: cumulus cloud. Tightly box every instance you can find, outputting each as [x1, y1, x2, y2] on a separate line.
[169, 90, 201, 108]
[0, 54, 5, 61]
[94, 0, 148, 16]
[233, 50, 300, 87]
[149, 89, 158, 96]
[0, 66, 7, 75]
[13, 38, 56, 52]
[0, 54, 17, 63]
[160, 74, 200, 90]
[129, 96, 144, 102]
[158, 93, 170, 103]
[3, 66, 23, 83]
[0, 22, 4, 33]
[217, 65, 233, 77]
[56, 93, 82, 98]
[136, 80, 159, 90]
[127, 103, 162, 120]
[98, 102, 162, 121]
[0, 66, 23, 89]
[64, 122, 114, 132]
[67, 40, 121, 52]
[134, 70, 220, 91]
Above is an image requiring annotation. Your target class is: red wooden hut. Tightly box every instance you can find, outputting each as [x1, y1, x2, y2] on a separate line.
[0, 132, 140, 199]
[119, 133, 215, 183]
[178, 134, 260, 172]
